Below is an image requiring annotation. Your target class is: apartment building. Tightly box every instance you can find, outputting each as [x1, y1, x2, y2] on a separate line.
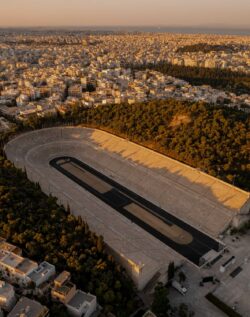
[66, 290, 97, 317]
[0, 249, 38, 287]
[51, 271, 98, 317]
[28, 262, 55, 287]
[51, 271, 76, 304]
[8, 297, 49, 317]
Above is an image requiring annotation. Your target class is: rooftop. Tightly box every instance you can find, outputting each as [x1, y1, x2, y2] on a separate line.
[53, 271, 70, 287]
[53, 281, 75, 297]
[67, 290, 96, 310]
[8, 297, 49, 317]
[28, 261, 55, 284]
[0, 280, 14, 298]
[15, 258, 38, 275]
[0, 241, 22, 255]
[1, 252, 23, 269]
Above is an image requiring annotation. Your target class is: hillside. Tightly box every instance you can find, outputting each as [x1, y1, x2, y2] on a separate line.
[62, 100, 249, 191]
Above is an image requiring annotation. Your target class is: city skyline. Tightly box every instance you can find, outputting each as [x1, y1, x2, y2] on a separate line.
[0, 0, 250, 28]
[0, 1, 250, 315]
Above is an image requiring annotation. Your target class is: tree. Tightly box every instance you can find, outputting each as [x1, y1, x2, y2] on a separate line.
[151, 283, 170, 317]
[0, 154, 137, 316]
[50, 303, 70, 317]
[66, 203, 71, 214]
[97, 235, 104, 253]
[178, 303, 195, 317]
[178, 271, 186, 284]
[167, 262, 175, 282]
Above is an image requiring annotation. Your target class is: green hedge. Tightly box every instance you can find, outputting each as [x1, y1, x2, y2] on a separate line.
[205, 293, 242, 317]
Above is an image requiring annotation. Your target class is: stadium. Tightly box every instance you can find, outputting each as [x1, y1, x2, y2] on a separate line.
[5, 127, 250, 290]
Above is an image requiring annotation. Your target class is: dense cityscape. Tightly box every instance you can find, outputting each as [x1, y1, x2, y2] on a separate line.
[0, 3, 249, 317]
[0, 32, 250, 125]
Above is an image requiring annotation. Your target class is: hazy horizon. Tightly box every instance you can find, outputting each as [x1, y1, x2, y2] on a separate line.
[1, 25, 249, 36]
[1, 0, 250, 29]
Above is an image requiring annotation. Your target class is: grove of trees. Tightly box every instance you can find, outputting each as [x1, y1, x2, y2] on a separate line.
[176, 43, 240, 53]
[0, 154, 137, 316]
[134, 62, 250, 95]
[151, 283, 170, 317]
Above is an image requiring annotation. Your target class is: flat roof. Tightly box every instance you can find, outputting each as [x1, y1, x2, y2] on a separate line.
[0, 241, 21, 254]
[1, 252, 23, 268]
[8, 297, 48, 317]
[16, 258, 38, 274]
[54, 271, 71, 285]
[67, 290, 95, 309]
[53, 281, 75, 296]
[28, 261, 55, 282]
[0, 250, 37, 274]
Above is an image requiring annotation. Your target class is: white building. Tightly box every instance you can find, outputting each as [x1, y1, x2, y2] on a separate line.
[0, 249, 38, 287]
[28, 261, 55, 287]
[66, 290, 97, 317]
[51, 271, 76, 304]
